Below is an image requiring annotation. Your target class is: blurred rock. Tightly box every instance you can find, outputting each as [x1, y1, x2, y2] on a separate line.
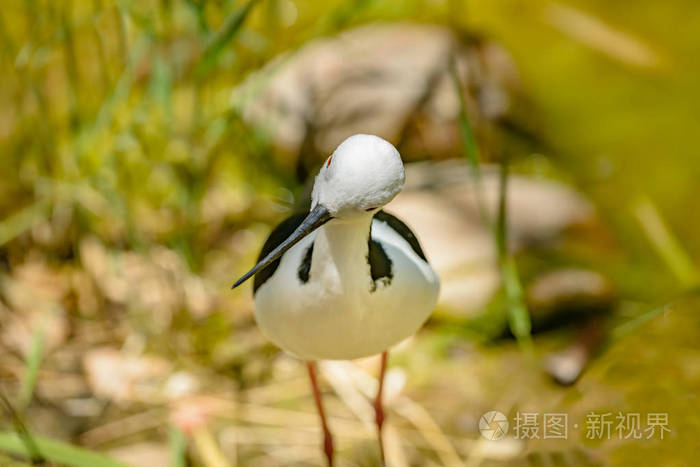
[233, 22, 529, 179]
[1, 306, 68, 357]
[82, 347, 172, 405]
[524, 268, 614, 386]
[545, 344, 589, 386]
[60, 397, 102, 418]
[384, 161, 596, 316]
[0, 261, 70, 356]
[543, 316, 608, 386]
[526, 267, 616, 331]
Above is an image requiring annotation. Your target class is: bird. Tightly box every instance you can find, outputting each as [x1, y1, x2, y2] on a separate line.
[232, 134, 440, 466]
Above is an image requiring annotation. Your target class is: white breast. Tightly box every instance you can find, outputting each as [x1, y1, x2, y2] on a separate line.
[253, 217, 440, 361]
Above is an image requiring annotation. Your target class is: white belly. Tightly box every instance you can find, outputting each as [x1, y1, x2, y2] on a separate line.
[253, 219, 440, 360]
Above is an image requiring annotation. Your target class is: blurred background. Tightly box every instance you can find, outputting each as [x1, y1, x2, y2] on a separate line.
[0, 0, 699, 465]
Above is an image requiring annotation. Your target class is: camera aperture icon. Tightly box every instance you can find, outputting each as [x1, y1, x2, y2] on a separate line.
[479, 411, 509, 440]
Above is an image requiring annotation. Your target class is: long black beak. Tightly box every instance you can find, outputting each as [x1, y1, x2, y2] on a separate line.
[231, 204, 332, 289]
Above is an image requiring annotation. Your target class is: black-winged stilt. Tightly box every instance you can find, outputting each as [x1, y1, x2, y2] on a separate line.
[232, 134, 440, 465]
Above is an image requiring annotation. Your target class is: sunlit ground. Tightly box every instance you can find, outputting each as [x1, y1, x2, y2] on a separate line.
[0, 0, 699, 465]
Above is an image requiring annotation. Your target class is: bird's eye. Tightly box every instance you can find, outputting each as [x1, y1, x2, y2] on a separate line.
[365, 207, 378, 212]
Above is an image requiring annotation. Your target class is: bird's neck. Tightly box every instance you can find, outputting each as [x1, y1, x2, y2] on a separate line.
[311, 213, 373, 289]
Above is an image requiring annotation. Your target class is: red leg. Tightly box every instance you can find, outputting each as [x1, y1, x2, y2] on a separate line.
[307, 362, 334, 467]
[374, 351, 388, 465]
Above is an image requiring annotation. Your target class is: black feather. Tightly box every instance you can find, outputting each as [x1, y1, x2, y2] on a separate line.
[253, 213, 308, 294]
[298, 243, 314, 283]
[373, 210, 427, 261]
[253, 209, 427, 295]
[368, 238, 393, 291]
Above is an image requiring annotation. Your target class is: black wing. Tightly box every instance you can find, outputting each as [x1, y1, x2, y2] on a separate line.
[252, 213, 308, 294]
[253, 210, 427, 294]
[373, 210, 427, 262]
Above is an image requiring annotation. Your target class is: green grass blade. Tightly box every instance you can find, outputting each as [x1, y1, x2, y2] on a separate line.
[0, 432, 128, 467]
[612, 288, 700, 341]
[634, 197, 700, 288]
[0, 394, 43, 464]
[197, 0, 262, 77]
[612, 301, 675, 341]
[0, 452, 32, 466]
[451, 54, 532, 355]
[495, 161, 534, 357]
[18, 320, 45, 411]
[449, 56, 490, 225]
[450, 58, 482, 178]
[169, 425, 187, 467]
[0, 200, 50, 247]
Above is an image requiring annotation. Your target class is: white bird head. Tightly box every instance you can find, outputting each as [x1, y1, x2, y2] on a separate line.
[232, 134, 405, 289]
[311, 134, 405, 217]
